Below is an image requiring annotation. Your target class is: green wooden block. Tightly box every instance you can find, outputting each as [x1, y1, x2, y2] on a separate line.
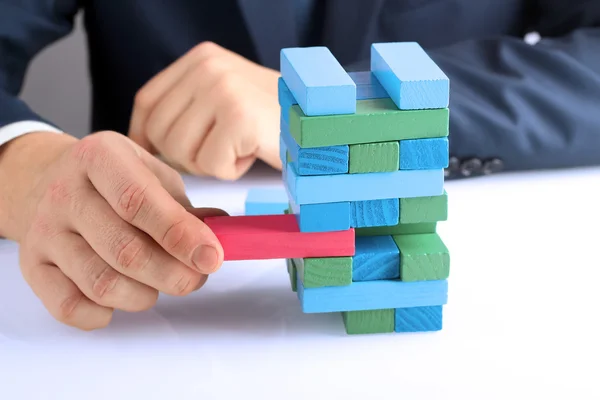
[342, 309, 395, 334]
[294, 256, 353, 288]
[349, 141, 399, 173]
[289, 98, 449, 148]
[286, 258, 297, 292]
[356, 222, 437, 237]
[400, 191, 448, 224]
[392, 233, 450, 282]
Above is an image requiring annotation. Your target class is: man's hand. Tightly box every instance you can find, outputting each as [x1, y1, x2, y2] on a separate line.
[0, 131, 225, 330]
[128, 41, 282, 180]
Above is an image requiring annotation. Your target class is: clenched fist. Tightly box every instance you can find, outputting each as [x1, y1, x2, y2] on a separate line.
[2, 131, 225, 330]
[129, 41, 282, 180]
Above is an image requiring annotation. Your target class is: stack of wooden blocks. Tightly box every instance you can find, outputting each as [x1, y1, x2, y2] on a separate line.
[207, 42, 451, 335]
[278, 42, 451, 334]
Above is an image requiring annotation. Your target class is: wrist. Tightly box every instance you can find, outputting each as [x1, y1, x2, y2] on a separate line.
[0, 131, 77, 240]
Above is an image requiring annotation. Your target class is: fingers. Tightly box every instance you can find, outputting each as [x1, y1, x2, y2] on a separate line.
[128, 47, 197, 149]
[75, 133, 224, 274]
[45, 231, 159, 311]
[161, 98, 216, 175]
[143, 73, 196, 153]
[21, 261, 113, 331]
[67, 186, 208, 296]
[128, 41, 228, 150]
[196, 118, 257, 180]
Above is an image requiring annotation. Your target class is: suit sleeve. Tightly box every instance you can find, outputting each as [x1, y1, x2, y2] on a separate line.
[429, 29, 600, 175]
[347, 2, 600, 177]
[0, 0, 80, 130]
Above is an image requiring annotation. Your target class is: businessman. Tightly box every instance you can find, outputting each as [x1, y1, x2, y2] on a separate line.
[0, 0, 598, 330]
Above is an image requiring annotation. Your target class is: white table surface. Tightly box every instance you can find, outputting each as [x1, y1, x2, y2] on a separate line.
[1, 164, 599, 400]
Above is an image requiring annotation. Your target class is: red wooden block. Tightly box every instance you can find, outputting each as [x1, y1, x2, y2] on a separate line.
[204, 214, 355, 261]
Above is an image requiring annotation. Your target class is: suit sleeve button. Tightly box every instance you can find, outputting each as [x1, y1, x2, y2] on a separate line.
[460, 158, 482, 177]
[482, 158, 504, 175]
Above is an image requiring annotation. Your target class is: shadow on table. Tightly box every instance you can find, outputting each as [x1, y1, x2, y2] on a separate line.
[104, 284, 347, 339]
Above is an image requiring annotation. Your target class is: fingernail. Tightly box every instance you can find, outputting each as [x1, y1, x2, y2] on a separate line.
[192, 245, 219, 273]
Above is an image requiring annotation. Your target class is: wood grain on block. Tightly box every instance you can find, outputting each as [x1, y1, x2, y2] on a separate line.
[349, 141, 399, 173]
[289, 196, 351, 233]
[281, 122, 349, 175]
[394, 306, 443, 332]
[371, 42, 449, 110]
[286, 161, 444, 205]
[350, 198, 399, 228]
[296, 274, 448, 313]
[289, 98, 449, 148]
[245, 187, 289, 216]
[343, 309, 394, 334]
[400, 191, 448, 224]
[294, 256, 352, 288]
[353, 236, 400, 281]
[286, 258, 298, 292]
[356, 222, 437, 237]
[392, 233, 450, 282]
[204, 214, 355, 261]
[399, 137, 449, 170]
[280, 47, 356, 116]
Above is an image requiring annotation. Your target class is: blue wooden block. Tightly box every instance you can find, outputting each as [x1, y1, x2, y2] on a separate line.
[286, 161, 444, 205]
[348, 71, 388, 100]
[353, 236, 400, 281]
[288, 191, 351, 233]
[278, 77, 296, 124]
[281, 121, 349, 176]
[245, 187, 289, 216]
[394, 306, 443, 332]
[351, 198, 399, 228]
[371, 42, 449, 110]
[279, 72, 387, 124]
[297, 275, 448, 313]
[279, 134, 288, 167]
[399, 137, 449, 170]
[280, 47, 356, 116]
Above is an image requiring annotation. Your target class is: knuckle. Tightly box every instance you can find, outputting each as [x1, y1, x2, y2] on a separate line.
[114, 235, 152, 273]
[116, 182, 149, 222]
[161, 218, 190, 254]
[192, 41, 220, 57]
[29, 213, 56, 238]
[44, 178, 74, 207]
[194, 57, 226, 78]
[170, 273, 196, 296]
[56, 291, 85, 324]
[213, 74, 238, 98]
[90, 265, 121, 301]
[70, 134, 109, 166]
[228, 101, 253, 123]
[134, 88, 154, 111]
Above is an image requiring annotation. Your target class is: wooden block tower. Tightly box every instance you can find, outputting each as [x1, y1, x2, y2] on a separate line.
[208, 42, 451, 335]
[280, 43, 450, 334]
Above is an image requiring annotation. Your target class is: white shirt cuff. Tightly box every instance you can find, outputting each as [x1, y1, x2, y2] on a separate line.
[0, 121, 64, 147]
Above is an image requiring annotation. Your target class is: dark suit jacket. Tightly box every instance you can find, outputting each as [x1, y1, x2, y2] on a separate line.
[1, 0, 599, 178]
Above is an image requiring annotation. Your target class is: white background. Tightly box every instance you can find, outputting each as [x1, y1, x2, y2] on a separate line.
[1, 164, 599, 400]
